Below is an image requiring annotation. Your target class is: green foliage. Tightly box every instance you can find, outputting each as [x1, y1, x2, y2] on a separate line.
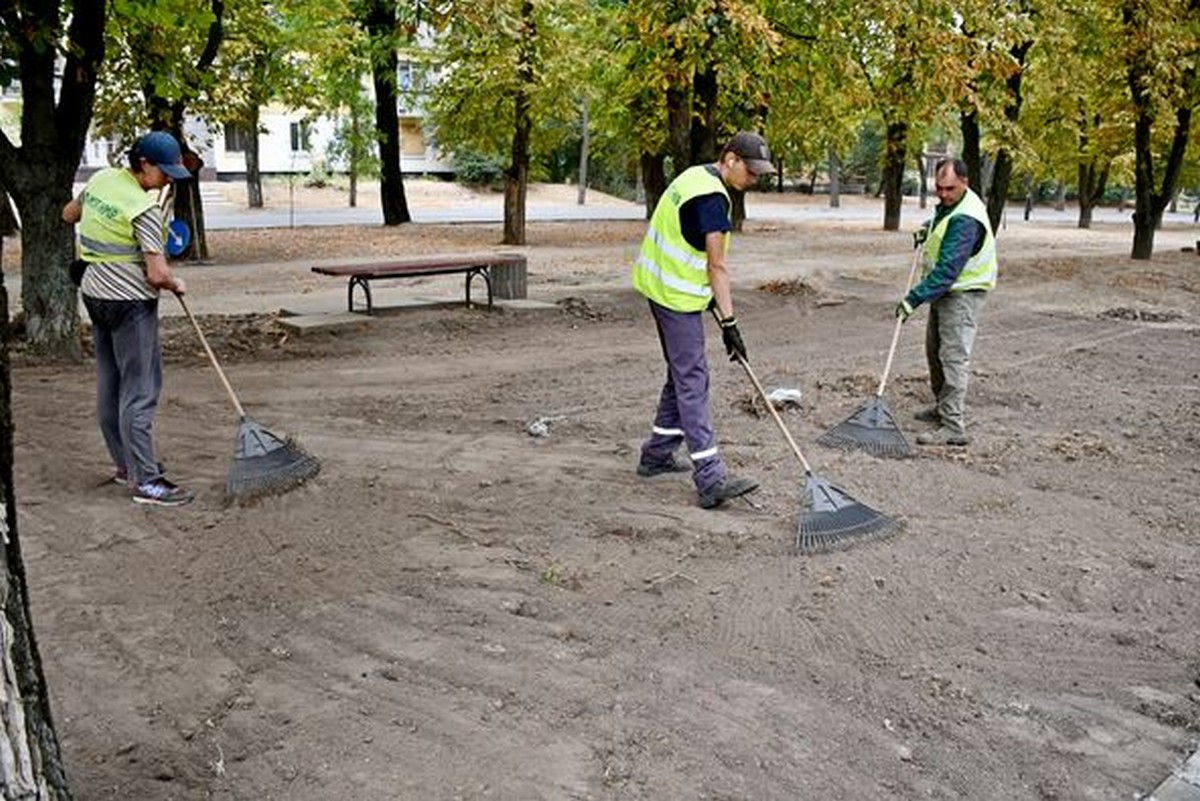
[453, 150, 505, 189]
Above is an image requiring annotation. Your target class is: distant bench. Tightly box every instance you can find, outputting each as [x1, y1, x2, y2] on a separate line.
[311, 253, 527, 315]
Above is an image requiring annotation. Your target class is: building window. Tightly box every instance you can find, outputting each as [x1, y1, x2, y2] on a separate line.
[290, 121, 311, 152]
[224, 125, 250, 153]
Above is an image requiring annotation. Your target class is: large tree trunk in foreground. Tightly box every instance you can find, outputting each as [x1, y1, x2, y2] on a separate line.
[0, 274, 72, 798]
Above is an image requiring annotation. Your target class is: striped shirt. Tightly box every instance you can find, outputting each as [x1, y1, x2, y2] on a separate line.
[80, 205, 167, 301]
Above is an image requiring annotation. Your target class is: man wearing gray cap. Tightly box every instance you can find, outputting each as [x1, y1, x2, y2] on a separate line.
[631, 130, 772, 509]
[62, 130, 194, 506]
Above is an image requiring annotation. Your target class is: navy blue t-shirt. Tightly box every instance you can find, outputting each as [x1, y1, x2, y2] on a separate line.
[678, 166, 731, 251]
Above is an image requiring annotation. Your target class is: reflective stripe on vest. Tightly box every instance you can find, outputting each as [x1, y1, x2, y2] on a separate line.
[923, 189, 998, 292]
[631, 166, 729, 312]
[78, 168, 156, 264]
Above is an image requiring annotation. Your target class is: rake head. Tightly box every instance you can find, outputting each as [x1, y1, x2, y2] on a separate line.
[227, 419, 321, 504]
[797, 473, 902, 554]
[816, 395, 913, 459]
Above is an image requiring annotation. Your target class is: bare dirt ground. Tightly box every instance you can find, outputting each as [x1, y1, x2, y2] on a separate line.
[9, 184, 1200, 800]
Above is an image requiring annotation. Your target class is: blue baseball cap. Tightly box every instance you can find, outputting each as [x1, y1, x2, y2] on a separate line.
[131, 131, 191, 180]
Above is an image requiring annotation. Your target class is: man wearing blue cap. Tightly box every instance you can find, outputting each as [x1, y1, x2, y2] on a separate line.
[62, 131, 195, 506]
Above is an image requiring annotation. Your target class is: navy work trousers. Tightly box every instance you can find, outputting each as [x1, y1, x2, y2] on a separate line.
[640, 300, 726, 491]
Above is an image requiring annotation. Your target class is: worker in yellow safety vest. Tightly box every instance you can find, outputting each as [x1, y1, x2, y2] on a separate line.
[631, 131, 773, 509]
[62, 131, 195, 506]
[897, 157, 999, 446]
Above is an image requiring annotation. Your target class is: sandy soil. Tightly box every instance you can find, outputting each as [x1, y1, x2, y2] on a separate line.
[9, 187, 1200, 800]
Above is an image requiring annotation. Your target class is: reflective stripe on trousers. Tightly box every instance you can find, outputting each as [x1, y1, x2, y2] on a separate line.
[640, 300, 726, 491]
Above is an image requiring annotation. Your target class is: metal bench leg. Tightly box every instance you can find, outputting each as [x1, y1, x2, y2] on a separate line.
[465, 267, 493, 309]
[349, 276, 374, 314]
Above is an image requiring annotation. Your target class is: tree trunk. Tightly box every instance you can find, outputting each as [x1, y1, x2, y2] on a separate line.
[245, 110, 263, 209]
[503, 0, 535, 246]
[640, 152, 666, 219]
[0, 0, 104, 360]
[960, 108, 982, 191]
[577, 99, 590, 206]
[916, 150, 928, 210]
[16, 191, 82, 361]
[988, 149, 1014, 232]
[881, 119, 907, 231]
[365, 0, 411, 226]
[0, 275, 72, 798]
[666, 85, 690, 176]
[690, 64, 718, 164]
[348, 111, 360, 209]
[1128, 101, 1191, 259]
[1121, 0, 1193, 259]
[828, 148, 841, 209]
[985, 38, 1031, 233]
[1077, 159, 1108, 230]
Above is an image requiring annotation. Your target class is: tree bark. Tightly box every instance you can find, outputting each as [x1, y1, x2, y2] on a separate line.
[985, 38, 1032, 233]
[17, 192, 81, 361]
[690, 64, 718, 164]
[245, 110, 263, 209]
[364, 0, 411, 226]
[881, 119, 907, 231]
[502, 0, 535, 246]
[959, 108, 982, 192]
[0, 272, 72, 797]
[0, 0, 104, 359]
[1076, 158, 1108, 230]
[640, 152, 666, 219]
[828, 148, 841, 209]
[576, 99, 590, 206]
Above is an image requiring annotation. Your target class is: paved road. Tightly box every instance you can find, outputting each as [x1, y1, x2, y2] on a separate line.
[201, 185, 1196, 230]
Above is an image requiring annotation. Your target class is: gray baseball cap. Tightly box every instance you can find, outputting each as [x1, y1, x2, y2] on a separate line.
[725, 131, 773, 175]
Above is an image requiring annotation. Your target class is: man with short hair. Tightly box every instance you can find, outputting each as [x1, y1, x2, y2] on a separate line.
[631, 131, 772, 508]
[63, 131, 194, 505]
[897, 157, 998, 446]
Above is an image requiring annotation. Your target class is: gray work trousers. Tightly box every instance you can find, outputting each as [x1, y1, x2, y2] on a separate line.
[82, 296, 165, 488]
[925, 290, 988, 435]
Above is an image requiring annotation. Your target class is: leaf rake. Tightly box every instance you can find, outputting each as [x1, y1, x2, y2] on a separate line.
[177, 295, 320, 504]
[816, 246, 924, 459]
[715, 311, 901, 553]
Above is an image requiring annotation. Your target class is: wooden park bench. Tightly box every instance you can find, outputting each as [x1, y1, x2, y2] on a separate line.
[311, 253, 527, 315]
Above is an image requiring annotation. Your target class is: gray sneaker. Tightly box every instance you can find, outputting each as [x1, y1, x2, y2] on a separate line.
[916, 427, 969, 446]
[697, 475, 760, 509]
[913, 406, 940, 423]
[133, 478, 195, 507]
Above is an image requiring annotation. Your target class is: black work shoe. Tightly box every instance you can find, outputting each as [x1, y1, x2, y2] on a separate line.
[637, 454, 691, 477]
[913, 406, 940, 423]
[697, 475, 760, 509]
[916, 427, 969, 446]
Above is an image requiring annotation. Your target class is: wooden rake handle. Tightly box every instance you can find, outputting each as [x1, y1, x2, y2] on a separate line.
[876, 243, 924, 397]
[710, 307, 813, 475]
[175, 293, 247, 419]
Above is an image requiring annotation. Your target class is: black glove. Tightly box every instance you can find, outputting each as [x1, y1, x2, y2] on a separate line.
[719, 316, 747, 362]
[912, 222, 930, 249]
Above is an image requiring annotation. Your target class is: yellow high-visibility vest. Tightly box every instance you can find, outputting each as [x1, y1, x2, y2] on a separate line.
[631, 165, 730, 312]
